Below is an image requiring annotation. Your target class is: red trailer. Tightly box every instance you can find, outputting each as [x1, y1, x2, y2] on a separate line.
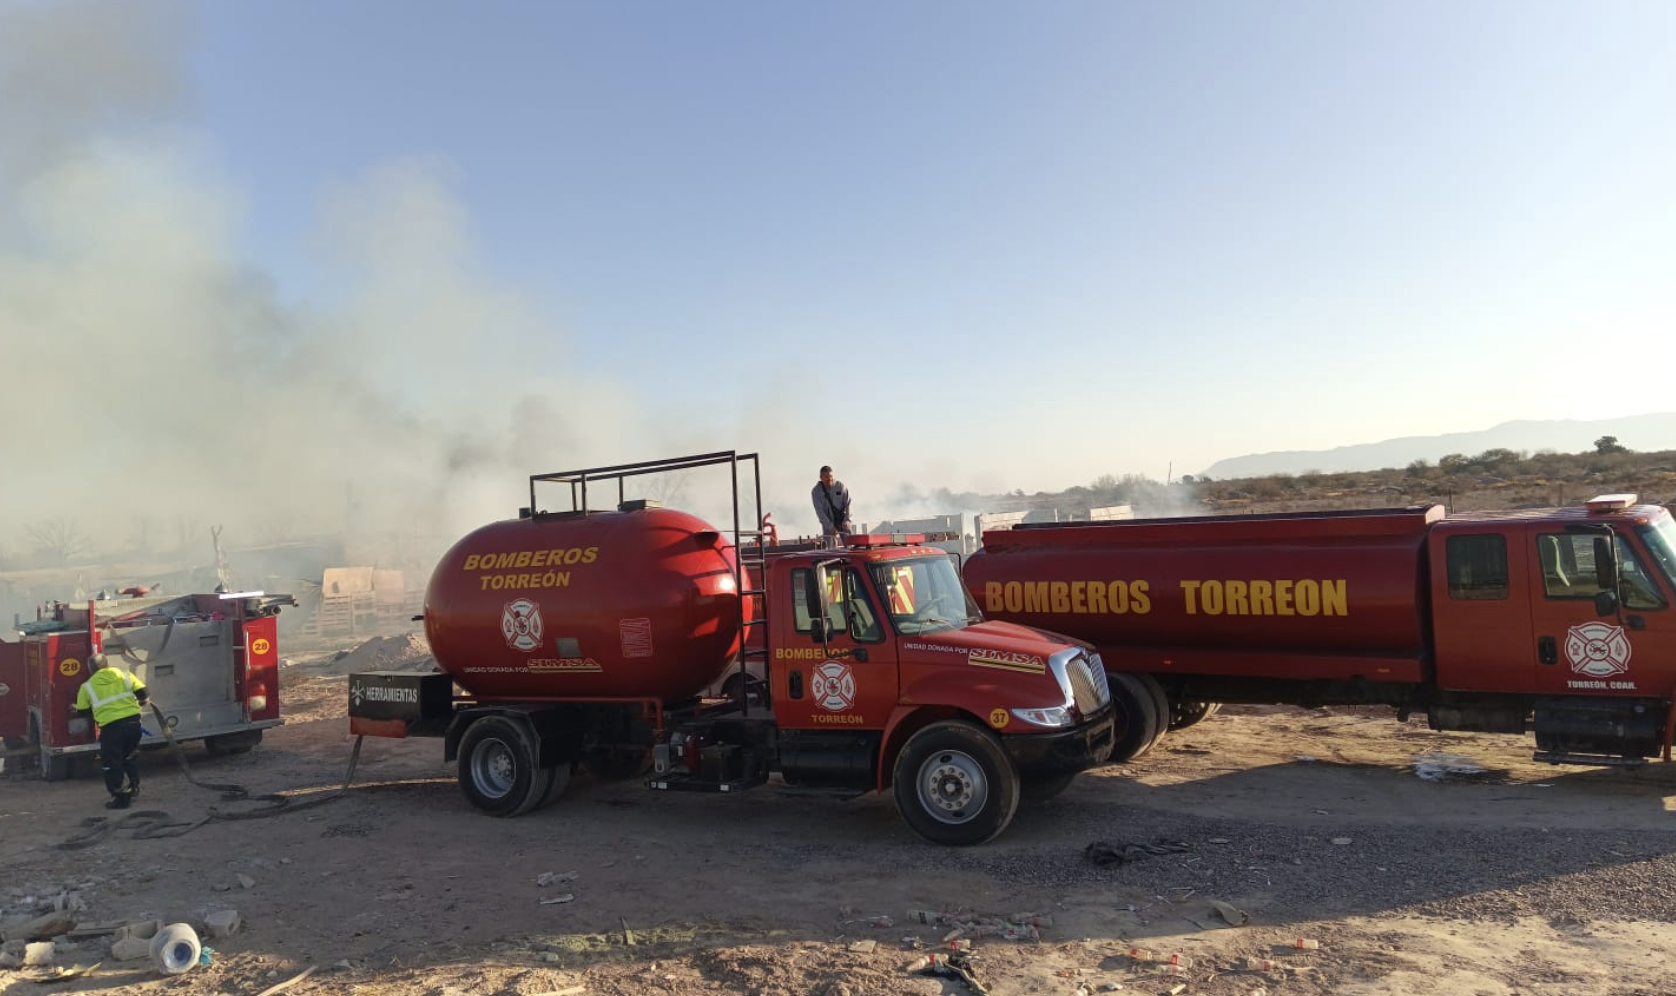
[965, 494, 1676, 767]
[1, 591, 294, 779]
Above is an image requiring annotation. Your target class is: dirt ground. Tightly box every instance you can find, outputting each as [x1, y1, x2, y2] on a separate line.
[4, 632, 1676, 996]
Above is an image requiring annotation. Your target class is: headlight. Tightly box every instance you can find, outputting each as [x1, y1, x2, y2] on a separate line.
[1011, 705, 1074, 728]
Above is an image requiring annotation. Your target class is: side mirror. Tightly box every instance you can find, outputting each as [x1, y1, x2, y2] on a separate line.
[1595, 589, 1619, 617]
[809, 618, 831, 642]
[1593, 536, 1616, 589]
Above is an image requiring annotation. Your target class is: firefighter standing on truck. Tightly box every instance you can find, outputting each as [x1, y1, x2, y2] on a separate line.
[73, 653, 149, 810]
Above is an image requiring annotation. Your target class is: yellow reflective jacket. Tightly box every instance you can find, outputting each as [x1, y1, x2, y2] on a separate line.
[74, 667, 147, 726]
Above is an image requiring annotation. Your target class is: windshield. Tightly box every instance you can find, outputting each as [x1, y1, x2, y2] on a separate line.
[869, 555, 981, 635]
[1637, 517, 1676, 600]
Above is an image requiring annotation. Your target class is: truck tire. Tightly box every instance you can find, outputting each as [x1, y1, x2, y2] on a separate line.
[586, 749, 653, 782]
[457, 715, 546, 817]
[43, 752, 73, 782]
[892, 720, 1020, 846]
[205, 730, 264, 755]
[1169, 700, 1220, 731]
[1134, 673, 1171, 752]
[534, 763, 572, 810]
[1106, 673, 1163, 764]
[1019, 771, 1077, 802]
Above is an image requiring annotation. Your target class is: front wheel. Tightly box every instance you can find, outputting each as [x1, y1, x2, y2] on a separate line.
[457, 715, 546, 817]
[892, 721, 1020, 846]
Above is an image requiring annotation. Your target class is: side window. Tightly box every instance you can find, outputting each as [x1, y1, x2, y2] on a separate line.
[1446, 534, 1508, 600]
[1616, 536, 1667, 611]
[789, 566, 883, 641]
[841, 569, 885, 643]
[791, 568, 814, 633]
[1537, 533, 1621, 601]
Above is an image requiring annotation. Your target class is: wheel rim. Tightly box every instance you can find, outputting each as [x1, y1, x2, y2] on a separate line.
[916, 749, 989, 825]
[470, 737, 517, 799]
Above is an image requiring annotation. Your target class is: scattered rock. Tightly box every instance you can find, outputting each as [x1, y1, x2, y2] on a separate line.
[204, 910, 241, 939]
[236, 874, 256, 889]
[110, 936, 152, 961]
[23, 940, 55, 966]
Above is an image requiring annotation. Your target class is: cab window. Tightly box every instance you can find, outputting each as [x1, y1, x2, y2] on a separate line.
[789, 567, 884, 643]
[1534, 532, 1665, 610]
[1446, 534, 1508, 600]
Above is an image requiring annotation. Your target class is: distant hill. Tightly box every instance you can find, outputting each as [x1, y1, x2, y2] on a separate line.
[1199, 413, 1676, 480]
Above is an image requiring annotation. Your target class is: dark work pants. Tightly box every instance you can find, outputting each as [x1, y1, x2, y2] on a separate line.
[98, 714, 143, 797]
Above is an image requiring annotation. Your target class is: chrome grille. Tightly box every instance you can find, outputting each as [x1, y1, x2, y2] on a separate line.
[1067, 654, 1110, 714]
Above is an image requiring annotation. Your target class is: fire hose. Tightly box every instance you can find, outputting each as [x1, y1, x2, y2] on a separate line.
[57, 702, 364, 849]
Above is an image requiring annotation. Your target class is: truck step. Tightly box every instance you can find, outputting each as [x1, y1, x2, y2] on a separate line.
[1532, 750, 1648, 767]
[773, 785, 866, 801]
[646, 773, 768, 794]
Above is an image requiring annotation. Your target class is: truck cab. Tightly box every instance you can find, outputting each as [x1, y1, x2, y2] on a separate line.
[1428, 493, 1676, 762]
[743, 535, 1115, 843]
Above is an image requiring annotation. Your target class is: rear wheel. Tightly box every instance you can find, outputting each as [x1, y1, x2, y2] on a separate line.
[1169, 700, 1221, 731]
[1106, 673, 1163, 763]
[1134, 673, 1171, 752]
[534, 764, 572, 810]
[892, 721, 1020, 846]
[457, 715, 546, 817]
[205, 730, 264, 755]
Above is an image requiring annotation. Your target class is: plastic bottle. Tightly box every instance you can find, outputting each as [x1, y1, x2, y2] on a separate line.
[1243, 957, 1279, 972]
[1293, 938, 1321, 950]
[1164, 954, 1192, 967]
[1156, 963, 1188, 976]
[1127, 947, 1154, 962]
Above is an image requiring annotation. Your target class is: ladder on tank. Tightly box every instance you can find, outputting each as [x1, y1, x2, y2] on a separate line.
[527, 449, 772, 713]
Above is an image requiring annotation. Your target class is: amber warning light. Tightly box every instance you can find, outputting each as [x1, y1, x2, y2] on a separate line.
[1585, 494, 1637, 513]
[849, 533, 927, 548]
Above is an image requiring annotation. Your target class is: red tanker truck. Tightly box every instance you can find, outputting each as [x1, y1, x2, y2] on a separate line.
[348, 451, 1114, 845]
[964, 494, 1676, 767]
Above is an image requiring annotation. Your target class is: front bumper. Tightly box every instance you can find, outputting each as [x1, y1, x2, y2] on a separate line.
[1002, 702, 1114, 778]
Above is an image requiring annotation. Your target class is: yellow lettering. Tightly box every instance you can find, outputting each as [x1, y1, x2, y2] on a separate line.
[1071, 581, 1088, 614]
[1323, 579, 1347, 615]
[1023, 581, 1049, 613]
[985, 581, 1003, 612]
[582, 546, 599, 564]
[1276, 579, 1294, 615]
[1201, 580, 1224, 615]
[1295, 579, 1319, 616]
[1131, 580, 1150, 614]
[1087, 581, 1109, 614]
[1250, 579, 1273, 615]
[1180, 580, 1202, 614]
[1225, 579, 1249, 616]
[1050, 581, 1071, 613]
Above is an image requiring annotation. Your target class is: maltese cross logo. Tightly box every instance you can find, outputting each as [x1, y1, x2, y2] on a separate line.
[502, 598, 544, 652]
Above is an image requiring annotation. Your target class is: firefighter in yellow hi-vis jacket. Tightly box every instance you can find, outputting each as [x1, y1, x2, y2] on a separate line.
[73, 653, 149, 809]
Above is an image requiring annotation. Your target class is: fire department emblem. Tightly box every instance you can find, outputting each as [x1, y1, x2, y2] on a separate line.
[501, 598, 544, 652]
[1565, 621, 1632, 678]
[251, 638, 271, 655]
[810, 660, 857, 712]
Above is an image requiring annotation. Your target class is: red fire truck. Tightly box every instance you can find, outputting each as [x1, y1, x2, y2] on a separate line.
[347, 451, 1114, 845]
[0, 590, 294, 779]
[965, 494, 1676, 766]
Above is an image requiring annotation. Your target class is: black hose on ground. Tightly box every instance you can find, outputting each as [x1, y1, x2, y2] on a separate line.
[57, 703, 364, 849]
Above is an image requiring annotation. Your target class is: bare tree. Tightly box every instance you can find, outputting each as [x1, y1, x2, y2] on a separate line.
[26, 517, 90, 567]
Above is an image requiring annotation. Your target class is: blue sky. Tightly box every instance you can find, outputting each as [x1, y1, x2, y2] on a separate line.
[2, 1, 1674, 549]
